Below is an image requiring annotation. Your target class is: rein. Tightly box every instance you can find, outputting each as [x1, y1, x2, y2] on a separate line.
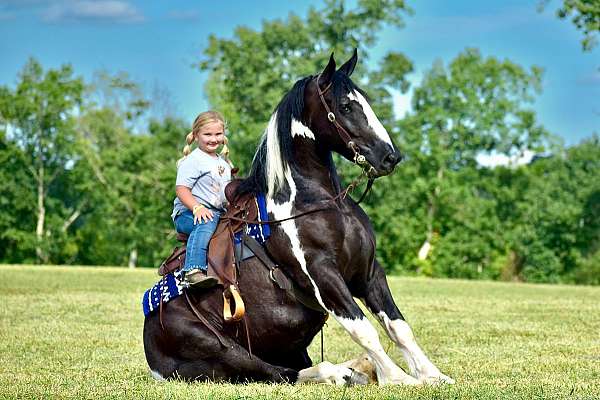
[225, 171, 373, 227]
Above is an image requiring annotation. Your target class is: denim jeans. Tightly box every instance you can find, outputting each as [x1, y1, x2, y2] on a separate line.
[174, 209, 220, 272]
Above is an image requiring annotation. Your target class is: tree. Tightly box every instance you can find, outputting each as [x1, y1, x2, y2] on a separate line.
[539, 0, 600, 51]
[0, 58, 84, 263]
[68, 74, 183, 268]
[365, 48, 553, 276]
[0, 130, 36, 262]
[198, 0, 413, 172]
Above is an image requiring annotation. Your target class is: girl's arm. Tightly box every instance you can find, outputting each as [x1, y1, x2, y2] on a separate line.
[176, 185, 214, 223]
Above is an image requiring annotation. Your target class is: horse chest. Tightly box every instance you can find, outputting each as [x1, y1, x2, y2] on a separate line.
[267, 209, 373, 274]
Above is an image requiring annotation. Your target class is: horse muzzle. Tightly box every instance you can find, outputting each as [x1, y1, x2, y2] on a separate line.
[366, 148, 403, 178]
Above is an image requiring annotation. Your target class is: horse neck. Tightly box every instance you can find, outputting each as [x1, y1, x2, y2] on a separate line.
[290, 138, 342, 199]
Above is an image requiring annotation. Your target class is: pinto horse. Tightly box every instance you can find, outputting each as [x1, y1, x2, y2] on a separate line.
[143, 50, 454, 385]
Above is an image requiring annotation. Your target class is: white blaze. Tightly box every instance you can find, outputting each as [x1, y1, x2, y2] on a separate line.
[348, 90, 394, 148]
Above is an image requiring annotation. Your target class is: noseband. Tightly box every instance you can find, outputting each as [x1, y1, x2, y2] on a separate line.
[316, 74, 377, 178]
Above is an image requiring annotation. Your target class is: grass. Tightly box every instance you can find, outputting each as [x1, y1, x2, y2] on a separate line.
[1, 264, 599, 399]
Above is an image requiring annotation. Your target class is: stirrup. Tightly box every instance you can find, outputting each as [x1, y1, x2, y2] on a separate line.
[223, 284, 245, 322]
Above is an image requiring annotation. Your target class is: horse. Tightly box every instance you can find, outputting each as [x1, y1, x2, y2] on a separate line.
[143, 50, 454, 386]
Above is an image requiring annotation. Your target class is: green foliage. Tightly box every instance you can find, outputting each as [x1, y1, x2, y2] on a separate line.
[0, 60, 185, 268]
[540, 0, 600, 51]
[0, 1, 598, 284]
[0, 58, 84, 264]
[198, 0, 412, 172]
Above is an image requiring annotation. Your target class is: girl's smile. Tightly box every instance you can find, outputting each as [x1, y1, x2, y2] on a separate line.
[196, 121, 225, 156]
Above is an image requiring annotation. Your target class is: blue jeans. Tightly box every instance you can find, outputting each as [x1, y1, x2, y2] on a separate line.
[174, 209, 220, 272]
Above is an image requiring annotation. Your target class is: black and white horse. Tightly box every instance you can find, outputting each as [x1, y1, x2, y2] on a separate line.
[143, 50, 454, 385]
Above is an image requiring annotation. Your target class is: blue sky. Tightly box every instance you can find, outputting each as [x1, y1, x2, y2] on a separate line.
[1, 0, 598, 145]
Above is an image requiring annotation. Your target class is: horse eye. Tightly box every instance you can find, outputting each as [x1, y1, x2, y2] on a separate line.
[340, 104, 351, 114]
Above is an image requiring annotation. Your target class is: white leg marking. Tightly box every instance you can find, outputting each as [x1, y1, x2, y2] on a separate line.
[291, 118, 315, 140]
[150, 369, 165, 381]
[297, 361, 355, 385]
[377, 312, 455, 384]
[334, 316, 419, 386]
[347, 90, 394, 148]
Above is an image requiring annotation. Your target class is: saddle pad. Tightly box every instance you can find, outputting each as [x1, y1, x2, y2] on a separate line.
[234, 193, 270, 244]
[142, 270, 184, 317]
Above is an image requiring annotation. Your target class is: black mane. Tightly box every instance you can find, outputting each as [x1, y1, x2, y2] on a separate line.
[235, 71, 364, 199]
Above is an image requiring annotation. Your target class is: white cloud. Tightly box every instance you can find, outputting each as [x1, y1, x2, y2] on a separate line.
[43, 1, 143, 23]
[391, 73, 421, 119]
[392, 89, 411, 119]
[476, 150, 535, 168]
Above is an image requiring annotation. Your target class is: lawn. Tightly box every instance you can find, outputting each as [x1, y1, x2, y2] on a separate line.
[1, 264, 599, 399]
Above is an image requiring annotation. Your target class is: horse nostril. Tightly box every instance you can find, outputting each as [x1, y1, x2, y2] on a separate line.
[383, 152, 399, 166]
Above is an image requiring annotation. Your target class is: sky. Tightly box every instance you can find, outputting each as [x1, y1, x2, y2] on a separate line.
[0, 0, 598, 146]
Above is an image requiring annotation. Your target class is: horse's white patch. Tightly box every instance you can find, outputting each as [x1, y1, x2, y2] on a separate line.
[262, 112, 287, 198]
[266, 169, 327, 310]
[150, 369, 165, 381]
[376, 312, 454, 384]
[334, 316, 419, 385]
[297, 361, 353, 385]
[291, 118, 315, 140]
[348, 90, 394, 148]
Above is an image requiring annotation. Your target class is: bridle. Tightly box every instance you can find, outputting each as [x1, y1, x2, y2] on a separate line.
[226, 74, 386, 227]
[316, 73, 378, 178]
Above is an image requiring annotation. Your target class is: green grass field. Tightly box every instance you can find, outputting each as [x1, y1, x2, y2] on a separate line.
[1, 265, 599, 399]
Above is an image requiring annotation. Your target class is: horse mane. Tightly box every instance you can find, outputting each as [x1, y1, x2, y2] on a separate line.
[235, 71, 365, 199]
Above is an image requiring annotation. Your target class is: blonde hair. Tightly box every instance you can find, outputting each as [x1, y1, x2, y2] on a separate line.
[177, 110, 233, 167]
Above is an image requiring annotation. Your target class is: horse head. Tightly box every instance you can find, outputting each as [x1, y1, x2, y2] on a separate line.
[304, 50, 402, 178]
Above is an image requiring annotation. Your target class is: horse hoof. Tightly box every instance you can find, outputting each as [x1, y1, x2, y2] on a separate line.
[344, 369, 369, 386]
[420, 374, 455, 385]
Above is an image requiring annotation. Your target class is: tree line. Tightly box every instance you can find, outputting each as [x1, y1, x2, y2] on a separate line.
[1, 0, 598, 284]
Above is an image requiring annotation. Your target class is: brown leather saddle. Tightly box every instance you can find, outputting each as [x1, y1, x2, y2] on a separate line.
[158, 179, 257, 323]
[159, 179, 325, 324]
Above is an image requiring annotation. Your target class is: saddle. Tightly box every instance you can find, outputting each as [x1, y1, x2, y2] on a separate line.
[158, 179, 257, 323]
[158, 180, 325, 325]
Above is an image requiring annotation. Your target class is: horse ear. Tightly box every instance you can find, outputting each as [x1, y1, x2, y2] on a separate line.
[319, 53, 336, 88]
[338, 48, 358, 77]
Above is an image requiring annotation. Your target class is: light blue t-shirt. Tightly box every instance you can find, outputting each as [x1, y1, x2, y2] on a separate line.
[171, 148, 232, 220]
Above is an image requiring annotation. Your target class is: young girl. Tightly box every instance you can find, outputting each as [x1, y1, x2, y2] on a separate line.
[171, 111, 233, 288]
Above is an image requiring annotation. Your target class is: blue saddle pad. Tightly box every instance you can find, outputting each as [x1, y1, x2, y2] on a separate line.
[234, 193, 271, 244]
[142, 270, 184, 317]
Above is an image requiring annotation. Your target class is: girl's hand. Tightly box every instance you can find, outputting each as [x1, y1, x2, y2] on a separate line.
[193, 205, 214, 225]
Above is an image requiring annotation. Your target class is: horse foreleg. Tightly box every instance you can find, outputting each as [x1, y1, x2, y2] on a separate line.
[362, 260, 455, 385]
[304, 265, 419, 385]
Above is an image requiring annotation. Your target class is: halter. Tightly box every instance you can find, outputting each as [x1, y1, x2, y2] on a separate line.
[316, 74, 378, 178]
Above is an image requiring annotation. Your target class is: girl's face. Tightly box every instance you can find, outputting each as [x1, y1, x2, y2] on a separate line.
[196, 121, 225, 155]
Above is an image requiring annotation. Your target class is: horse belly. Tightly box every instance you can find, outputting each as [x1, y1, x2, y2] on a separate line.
[238, 259, 325, 355]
